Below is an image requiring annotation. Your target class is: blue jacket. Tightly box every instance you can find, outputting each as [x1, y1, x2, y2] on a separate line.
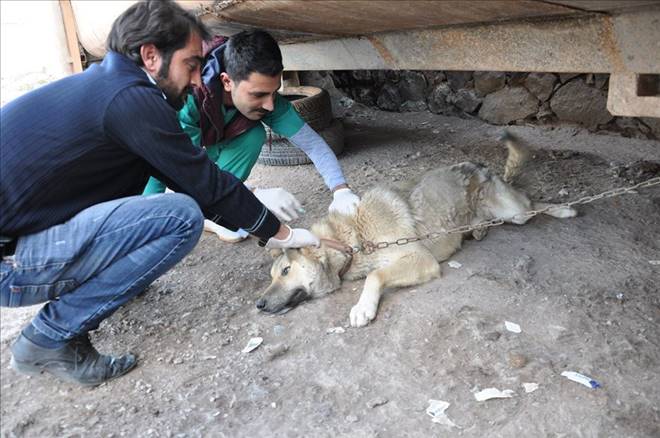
[0, 51, 279, 240]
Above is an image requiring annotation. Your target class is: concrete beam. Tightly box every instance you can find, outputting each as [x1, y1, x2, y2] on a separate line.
[608, 73, 660, 117]
[280, 7, 660, 74]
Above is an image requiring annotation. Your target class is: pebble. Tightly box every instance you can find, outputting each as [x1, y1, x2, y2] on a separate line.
[508, 353, 528, 369]
[346, 415, 359, 423]
[366, 397, 389, 408]
[265, 344, 289, 361]
[484, 331, 501, 342]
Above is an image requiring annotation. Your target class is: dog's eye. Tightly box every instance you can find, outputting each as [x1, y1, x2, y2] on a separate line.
[281, 266, 290, 276]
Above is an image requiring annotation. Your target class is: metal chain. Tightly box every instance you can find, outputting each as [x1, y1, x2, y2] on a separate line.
[354, 176, 660, 255]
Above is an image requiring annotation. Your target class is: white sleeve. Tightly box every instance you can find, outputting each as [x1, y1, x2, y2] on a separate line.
[288, 123, 346, 190]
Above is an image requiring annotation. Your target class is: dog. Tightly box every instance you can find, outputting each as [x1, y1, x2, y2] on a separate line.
[256, 133, 577, 327]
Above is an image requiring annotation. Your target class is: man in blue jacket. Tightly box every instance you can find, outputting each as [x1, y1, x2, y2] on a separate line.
[0, 0, 318, 386]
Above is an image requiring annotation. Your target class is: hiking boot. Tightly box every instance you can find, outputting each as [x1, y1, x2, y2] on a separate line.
[203, 219, 249, 243]
[10, 333, 137, 386]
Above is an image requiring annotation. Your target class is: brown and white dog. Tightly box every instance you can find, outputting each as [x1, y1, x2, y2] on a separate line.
[257, 133, 576, 327]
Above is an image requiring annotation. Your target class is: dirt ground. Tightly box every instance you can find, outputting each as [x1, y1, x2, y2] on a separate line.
[1, 106, 659, 438]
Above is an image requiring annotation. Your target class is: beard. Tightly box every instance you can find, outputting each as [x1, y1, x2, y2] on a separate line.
[155, 59, 189, 111]
[157, 77, 189, 111]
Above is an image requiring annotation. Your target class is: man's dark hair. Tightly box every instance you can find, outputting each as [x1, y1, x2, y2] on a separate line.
[223, 30, 283, 83]
[107, 0, 209, 75]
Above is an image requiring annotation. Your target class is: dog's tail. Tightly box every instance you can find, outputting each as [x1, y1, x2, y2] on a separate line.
[499, 130, 530, 182]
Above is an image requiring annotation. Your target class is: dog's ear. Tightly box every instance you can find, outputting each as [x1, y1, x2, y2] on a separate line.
[301, 246, 329, 267]
[268, 248, 284, 258]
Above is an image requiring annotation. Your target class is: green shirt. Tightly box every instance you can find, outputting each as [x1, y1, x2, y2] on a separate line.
[177, 93, 305, 155]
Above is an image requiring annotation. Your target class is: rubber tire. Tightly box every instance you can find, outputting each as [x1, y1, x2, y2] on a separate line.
[280, 86, 333, 132]
[258, 119, 344, 166]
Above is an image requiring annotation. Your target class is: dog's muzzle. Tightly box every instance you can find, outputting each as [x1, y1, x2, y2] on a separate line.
[256, 288, 310, 313]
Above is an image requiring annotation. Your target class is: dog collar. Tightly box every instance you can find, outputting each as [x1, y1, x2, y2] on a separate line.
[320, 238, 355, 279]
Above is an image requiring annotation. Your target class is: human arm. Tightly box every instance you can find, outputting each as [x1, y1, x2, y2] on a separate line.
[288, 123, 360, 215]
[264, 95, 360, 215]
[104, 86, 279, 240]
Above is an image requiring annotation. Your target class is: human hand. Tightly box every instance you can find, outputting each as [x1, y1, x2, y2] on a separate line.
[253, 187, 304, 222]
[265, 225, 320, 249]
[329, 188, 360, 216]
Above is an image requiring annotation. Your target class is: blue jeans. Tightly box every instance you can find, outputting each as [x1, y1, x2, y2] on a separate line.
[0, 194, 203, 341]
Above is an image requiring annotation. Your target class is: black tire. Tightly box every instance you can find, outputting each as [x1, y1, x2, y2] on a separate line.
[258, 119, 344, 166]
[280, 86, 333, 132]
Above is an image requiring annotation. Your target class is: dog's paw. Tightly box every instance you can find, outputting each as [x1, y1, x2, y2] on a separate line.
[548, 206, 578, 219]
[350, 302, 377, 327]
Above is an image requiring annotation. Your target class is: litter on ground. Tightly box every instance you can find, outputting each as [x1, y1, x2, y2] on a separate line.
[474, 387, 516, 401]
[504, 321, 522, 333]
[561, 371, 601, 389]
[448, 261, 462, 269]
[241, 337, 263, 353]
[522, 382, 539, 393]
[326, 327, 346, 334]
[426, 399, 460, 428]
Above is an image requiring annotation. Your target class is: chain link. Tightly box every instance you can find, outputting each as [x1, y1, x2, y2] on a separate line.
[355, 176, 660, 255]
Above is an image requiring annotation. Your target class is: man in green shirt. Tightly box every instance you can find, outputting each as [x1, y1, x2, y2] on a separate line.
[144, 30, 360, 241]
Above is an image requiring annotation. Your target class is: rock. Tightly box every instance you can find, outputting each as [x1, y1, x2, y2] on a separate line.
[423, 71, 446, 88]
[559, 73, 582, 83]
[427, 83, 453, 114]
[594, 74, 609, 89]
[478, 86, 539, 124]
[353, 86, 376, 106]
[524, 73, 557, 102]
[329, 71, 352, 88]
[474, 71, 506, 96]
[398, 71, 427, 102]
[346, 415, 359, 423]
[448, 88, 482, 113]
[640, 117, 660, 138]
[351, 70, 373, 82]
[376, 83, 403, 111]
[550, 79, 613, 129]
[446, 71, 473, 91]
[508, 72, 528, 86]
[385, 70, 401, 82]
[536, 101, 555, 121]
[371, 70, 388, 86]
[614, 117, 650, 139]
[615, 160, 660, 184]
[400, 100, 428, 112]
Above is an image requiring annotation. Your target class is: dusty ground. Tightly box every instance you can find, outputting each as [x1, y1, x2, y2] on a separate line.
[1, 107, 659, 438]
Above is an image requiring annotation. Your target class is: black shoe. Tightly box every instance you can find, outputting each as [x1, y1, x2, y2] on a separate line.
[10, 333, 137, 386]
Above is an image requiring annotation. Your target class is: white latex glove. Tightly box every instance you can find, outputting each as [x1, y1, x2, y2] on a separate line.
[253, 187, 304, 222]
[329, 188, 360, 216]
[265, 225, 320, 249]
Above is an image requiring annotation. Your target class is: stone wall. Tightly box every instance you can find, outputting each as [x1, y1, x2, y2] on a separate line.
[299, 70, 659, 140]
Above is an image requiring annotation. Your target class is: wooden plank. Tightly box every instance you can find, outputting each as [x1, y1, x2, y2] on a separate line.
[539, 0, 660, 12]
[59, 0, 83, 73]
[211, 0, 580, 36]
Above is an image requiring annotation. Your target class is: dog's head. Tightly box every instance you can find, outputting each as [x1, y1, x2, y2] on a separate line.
[256, 247, 341, 314]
